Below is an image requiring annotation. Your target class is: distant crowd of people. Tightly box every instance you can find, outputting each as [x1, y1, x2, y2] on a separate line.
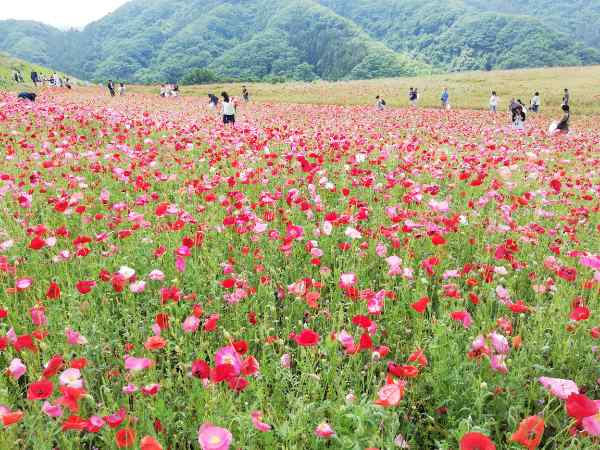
[29, 71, 72, 89]
[159, 83, 179, 97]
[375, 86, 571, 134]
[10, 69, 72, 89]
[106, 80, 126, 97]
[15, 73, 572, 135]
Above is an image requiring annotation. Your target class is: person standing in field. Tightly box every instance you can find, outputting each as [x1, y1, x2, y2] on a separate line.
[408, 88, 415, 106]
[554, 104, 570, 134]
[510, 99, 526, 130]
[208, 93, 219, 109]
[489, 91, 498, 112]
[530, 92, 541, 113]
[375, 95, 386, 111]
[242, 86, 249, 102]
[221, 91, 236, 125]
[562, 88, 570, 106]
[441, 88, 449, 109]
[119, 83, 126, 96]
[107, 80, 116, 97]
[31, 71, 39, 87]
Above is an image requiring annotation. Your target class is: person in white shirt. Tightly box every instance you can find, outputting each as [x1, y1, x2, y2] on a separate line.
[530, 92, 541, 113]
[489, 91, 498, 112]
[221, 91, 236, 125]
[375, 95, 385, 111]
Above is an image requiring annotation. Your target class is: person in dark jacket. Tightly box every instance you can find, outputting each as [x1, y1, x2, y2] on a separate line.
[30, 71, 39, 87]
[18, 92, 37, 102]
[107, 80, 116, 97]
[555, 104, 570, 134]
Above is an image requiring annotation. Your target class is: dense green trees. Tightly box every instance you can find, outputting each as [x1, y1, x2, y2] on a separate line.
[0, 0, 599, 84]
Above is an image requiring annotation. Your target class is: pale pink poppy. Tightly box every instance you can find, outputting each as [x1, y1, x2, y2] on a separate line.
[148, 270, 165, 281]
[198, 423, 232, 450]
[8, 358, 26, 379]
[339, 273, 357, 289]
[65, 328, 88, 345]
[250, 411, 272, 432]
[538, 376, 580, 400]
[124, 355, 154, 372]
[42, 401, 63, 418]
[59, 368, 83, 388]
[16, 278, 32, 290]
[129, 280, 146, 293]
[489, 332, 510, 354]
[182, 315, 200, 333]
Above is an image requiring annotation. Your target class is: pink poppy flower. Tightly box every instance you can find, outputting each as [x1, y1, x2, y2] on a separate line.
[250, 411, 272, 432]
[148, 270, 165, 281]
[214, 346, 242, 375]
[59, 368, 83, 388]
[339, 273, 357, 289]
[182, 315, 200, 333]
[580, 256, 600, 270]
[65, 328, 88, 345]
[538, 377, 579, 400]
[16, 278, 32, 291]
[8, 358, 26, 379]
[124, 356, 154, 372]
[129, 280, 146, 293]
[489, 332, 509, 354]
[198, 423, 232, 450]
[42, 401, 63, 418]
[315, 421, 336, 439]
[450, 311, 473, 329]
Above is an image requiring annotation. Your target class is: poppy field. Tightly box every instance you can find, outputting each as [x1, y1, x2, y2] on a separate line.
[0, 89, 599, 450]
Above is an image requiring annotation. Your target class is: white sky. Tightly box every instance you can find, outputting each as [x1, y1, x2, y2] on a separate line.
[0, 1, 130, 29]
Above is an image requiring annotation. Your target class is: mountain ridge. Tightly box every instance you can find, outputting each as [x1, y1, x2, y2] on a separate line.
[0, 0, 598, 83]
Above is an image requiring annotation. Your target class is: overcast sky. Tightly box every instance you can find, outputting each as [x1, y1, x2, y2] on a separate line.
[0, 1, 130, 29]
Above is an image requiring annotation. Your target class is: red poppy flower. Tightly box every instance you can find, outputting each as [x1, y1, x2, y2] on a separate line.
[62, 415, 89, 431]
[460, 432, 496, 450]
[387, 363, 419, 378]
[204, 314, 219, 332]
[140, 436, 163, 450]
[46, 281, 61, 299]
[144, 336, 167, 351]
[294, 329, 320, 347]
[431, 234, 446, 245]
[232, 340, 249, 354]
[511, 416, 544, 450]
[27, 379, 53, 400]
[29, 236, 46, 250]
[1, 411, 23, 427]
[43, 355, 65, 377]
[116, 427, 136, 448]
[569, 306, 590, 321]
[566, 393, 598, 419]
[76, 280, 96, 294]
[411, 297, 430, 313]
[191, 359, 210, 379]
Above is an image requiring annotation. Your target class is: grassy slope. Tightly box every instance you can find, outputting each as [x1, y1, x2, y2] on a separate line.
[0, 53, 71, 90]
[140, 65, 600, 115]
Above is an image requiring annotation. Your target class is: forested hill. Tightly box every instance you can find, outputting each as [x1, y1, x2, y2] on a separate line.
[0, 0, 598, 84]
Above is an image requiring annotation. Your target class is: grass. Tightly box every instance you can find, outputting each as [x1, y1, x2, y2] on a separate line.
[131, 65, 600, 115]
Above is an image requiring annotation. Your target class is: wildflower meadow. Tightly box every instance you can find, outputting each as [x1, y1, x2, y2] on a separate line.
[0, 89, 598, 449]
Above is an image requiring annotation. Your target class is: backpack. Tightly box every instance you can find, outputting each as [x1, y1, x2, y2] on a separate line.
[381, 99, 386, 106]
